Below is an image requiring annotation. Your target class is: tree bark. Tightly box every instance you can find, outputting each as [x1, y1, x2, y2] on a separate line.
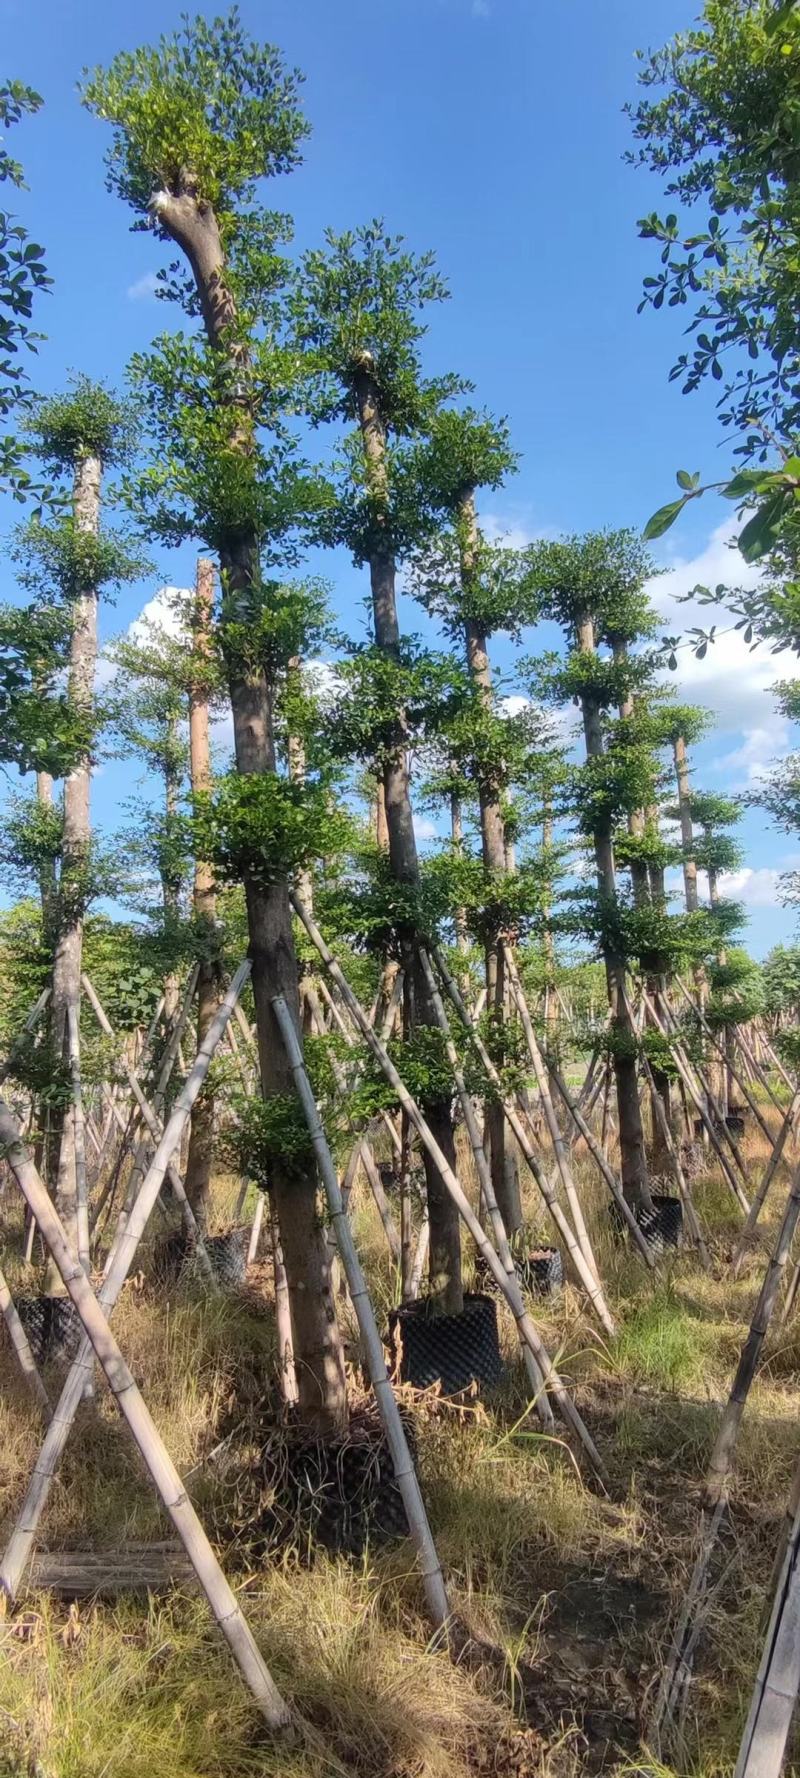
[184, 557, 218, 1227]
[154, 181, 348, 1434]
[352, 355, 463, 1313]
[458, 487, 521, 1235]
[673, 734, 699, 914]
[35, 770, 57, 944]
[577, 614, 651, 1212]
[46, 451, 101, 1286]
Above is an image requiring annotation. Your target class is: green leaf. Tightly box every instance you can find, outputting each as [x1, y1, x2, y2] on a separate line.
[676, 469, 697, 490]
[738, 492, 789, 563]
[643, 495, 688, 539]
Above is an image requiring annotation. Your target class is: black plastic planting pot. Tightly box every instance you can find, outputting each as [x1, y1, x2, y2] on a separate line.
[611, 1192, 683, 1254]
[388, 1292, 503, 1394]
[254, 1412, 415, 1558]
[9, 1294, 82, 1365]
[153, 1226, 248, 1288]
[476, 1246, 563, 1298]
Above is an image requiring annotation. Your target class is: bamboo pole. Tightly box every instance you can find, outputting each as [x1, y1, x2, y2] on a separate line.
[269, 1215, 298, 1405]
[642, 989, 750, 1213]
[0, 986, 50, 1087]
[0, 1099, 290, 1729]
[734, 1480, 800, 1778]
[673, 977, 774, 1144]
[271, 992, 451, 1629]
[732, 1086, 800, 1278]
[81, 975, 216, 1288]
[66, 1005, 90, 1272]
[0, 963, 250, 1601]
[289, 898, 607, 1478]
[417, 948, 553, 1429]
[428, 937, 618, 1339]
[0, 1265, 50, 1412]
[639, 1047, 712, 1272]
[504, 947, 601, 1283]
[543, 1047, 657, 1270]
[247, 1191, 265, 1265]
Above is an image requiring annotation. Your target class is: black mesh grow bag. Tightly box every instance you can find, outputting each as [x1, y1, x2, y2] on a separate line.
[388, 1292, 503, 1394]
[254, 1413, 414, 1557]
[476, 1246, 564, 1298]
[48, 1297, 83, 1362]
[152, 1226, 248, 1288]
[611, 1192, 683, 1254]
[12, 1293, 51, 1366]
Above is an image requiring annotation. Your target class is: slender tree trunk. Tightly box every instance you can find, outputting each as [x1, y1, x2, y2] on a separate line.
[35, 771, 57, 944]
[457, 489, 522, 1235]
[673, 734, 699, 915]
[153, 181, 348, 1434]
[450, 785, 469, 959]
[353, 356, 463, 1313]
[577, 614, 651, 1212]
[184, 557, 219, 1228]
[46, 451, 101, 1284]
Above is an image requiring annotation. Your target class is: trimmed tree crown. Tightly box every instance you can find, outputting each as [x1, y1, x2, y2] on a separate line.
[81, 8, 308, 223]
[523, 529, 657, 639]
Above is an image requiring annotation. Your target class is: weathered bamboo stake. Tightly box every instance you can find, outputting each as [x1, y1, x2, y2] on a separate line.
[0, 964, 250, 1600]
[427, 938, 618, 1339]
[269, 1213, 298, 1403]
[409, 1208, 429, 1300]
[734, 1480, 800, 1778]
[673, 977, 774, 1144]
[0, 1100, 291, 1729]
[779, 1256, 800, 1329]
[271, 992, 451, 1628]
[81, 975, 216, 1287]
[0, 986, 50, 1087]
[247, 1192, 265, 1266]
[706, 1157, 800, 1513]
[289, 899, 607, 1476]
[763, 1037, 796, 1096]
[66, 1006, 90, 1273]
[544, 1048, 657, 1270]
[638, 1047, 712, 1272]
[152, 966, 200, 1113]
[732, 1086, 800, 1279]
[642, 989, 750, 1213]
[735, 1024, 786, 1113]
[504, 947, 602, 1284]
[417, 948, 553, 1428]
[0, 1265, 50, 1412]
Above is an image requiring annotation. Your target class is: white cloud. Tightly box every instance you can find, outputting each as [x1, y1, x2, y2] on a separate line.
[714, 867, 783, 908]
[710, 714, 790, 787]
[127, 585, 190, 647]
[413, 814, 439, 842]
[480, 511, 535, 551]
[649, 518, 791, 747]
[127, 271, 160, 301]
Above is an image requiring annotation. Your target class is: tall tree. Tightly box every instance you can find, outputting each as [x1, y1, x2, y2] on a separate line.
[293, 224, 466, 1313]
[84, 12, 348, 1433]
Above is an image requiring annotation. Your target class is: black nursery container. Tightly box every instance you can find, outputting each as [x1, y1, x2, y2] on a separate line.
[13, 1293, 51, 1366]
[476, 1245, 564, 1298]
[153, 1226, 248, 1288]
[612, 1191, 683, 1255]
[388, 1292, 503, 1394]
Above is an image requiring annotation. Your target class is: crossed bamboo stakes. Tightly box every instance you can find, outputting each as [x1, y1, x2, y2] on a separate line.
[1, 924, 798, 1753]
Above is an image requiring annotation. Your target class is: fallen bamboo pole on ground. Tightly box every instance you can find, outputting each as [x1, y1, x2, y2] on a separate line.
[0, 1097, 291, 1730]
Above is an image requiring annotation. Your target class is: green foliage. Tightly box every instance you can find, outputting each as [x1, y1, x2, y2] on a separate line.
[524, 529, 657, 639]
[409, 525, 536, 643]
[0, 81, 52, 502]
[762, 942, 800, 1013]
[13, 514, 148, 603]
[82, 10, 308, 223]
[224, 1090, 315, 1189]
[294, 220, 459, 433]
[327, 639, 468, 767]
[220, 574, 333, 678]
[196, 773, 351, 893]
[706, 947, 765, 1027]
[26, 374, 136, 473]
[0, 599, 86, 776]
[570, 739, 660, 839]
[0, 792, 62, 894]
[650, 702, 712, 749]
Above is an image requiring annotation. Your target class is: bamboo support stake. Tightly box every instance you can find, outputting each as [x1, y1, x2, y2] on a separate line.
[271, 992, 451, 1628]
[0, 1265, 50, 1412]
[81, 975, 216, 1288]
[0, 964, 250, 1601]
[417, 948, 553, 1429]
[289, 898, 607, 1478]
[269, 1214, 298, 1405]
[706, 1157, 800, 1513]
[673, 978, 774, 1144]
[247, 1192, 265, 1266]
[0, 1100, 291, 1729]
[544, 1049, 657, 1270]
[734, 1480, 800, 1778]
[504, 947, 602, 1284]
[0, 986, 50, 1087]
[428, 937, 618, 1339]
[642, 989, 750, 1213]
[639, 1047, 712, 1272]
[732, 1085, 800, 1278]
[66, 1005, 90, 1273]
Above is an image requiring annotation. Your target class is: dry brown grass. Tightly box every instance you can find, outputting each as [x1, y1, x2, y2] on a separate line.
[0, 1104, 798, 1775]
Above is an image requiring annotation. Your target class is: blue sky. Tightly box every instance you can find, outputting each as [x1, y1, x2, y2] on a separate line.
[1, 0, 797, 956]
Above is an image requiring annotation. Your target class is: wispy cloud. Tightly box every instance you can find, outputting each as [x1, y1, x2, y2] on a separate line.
[127, 271, 160, 302]
[472, 0, 491, 15]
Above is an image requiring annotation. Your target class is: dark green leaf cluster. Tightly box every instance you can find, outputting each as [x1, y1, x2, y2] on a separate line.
[26, 375, 136, 472]
[326, 640, 468, 767]
[220, 573, 332, 677]
[196, 774, 350, 892]
[13, 515, 148, 603]
[408, 526, 536, 642]
[0, 81, 51, 500]
[523, 529, 657, 637]
[224, 1090, 315, 1190]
